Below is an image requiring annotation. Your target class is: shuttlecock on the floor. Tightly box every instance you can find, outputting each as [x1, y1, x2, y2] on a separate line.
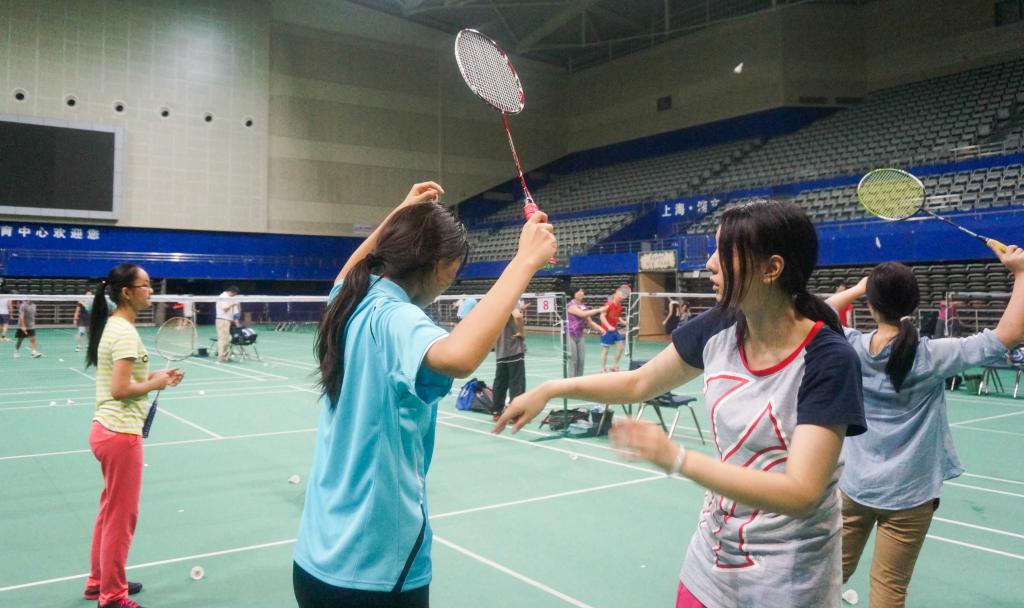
[733, 62, 744, 74]
[190, 565, 205, 580]
[569, 453, 578, 461]
[842, 589, 859, 605]
[288, 474, 301, 484]
[198, 390, 205, 396]
[58, 358, 64, 362]
[66, 399, 74, 405]
[49, 401, 57, 407]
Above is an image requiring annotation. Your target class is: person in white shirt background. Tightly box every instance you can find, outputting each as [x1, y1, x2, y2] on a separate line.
[216, 286, 239, 363]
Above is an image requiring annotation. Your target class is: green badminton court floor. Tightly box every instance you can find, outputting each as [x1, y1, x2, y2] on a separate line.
[1, 328, 1022, 607]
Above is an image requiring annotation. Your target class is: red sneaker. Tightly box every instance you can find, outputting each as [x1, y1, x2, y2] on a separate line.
[98, 599, 144, 608]
[83, 582, 142, 601]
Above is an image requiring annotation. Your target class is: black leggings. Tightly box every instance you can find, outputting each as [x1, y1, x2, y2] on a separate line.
[293, 563, 429, 608]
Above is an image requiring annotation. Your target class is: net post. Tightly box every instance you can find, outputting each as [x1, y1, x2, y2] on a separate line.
[559, 291, 568, 426]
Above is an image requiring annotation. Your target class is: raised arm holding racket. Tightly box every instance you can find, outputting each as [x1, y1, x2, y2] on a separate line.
[455, 28, 556, 263]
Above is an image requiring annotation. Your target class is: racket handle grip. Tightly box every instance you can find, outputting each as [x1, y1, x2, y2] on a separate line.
[523, 200, 539, 220]
[987, 238, 1008, 253]
[522, 199, 556, 264]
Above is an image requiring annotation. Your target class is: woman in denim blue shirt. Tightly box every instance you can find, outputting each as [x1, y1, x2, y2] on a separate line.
[827, 241, 1024, 608]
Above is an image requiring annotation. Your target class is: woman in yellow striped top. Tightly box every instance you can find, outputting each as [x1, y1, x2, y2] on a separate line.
[83, 263, 184, 608]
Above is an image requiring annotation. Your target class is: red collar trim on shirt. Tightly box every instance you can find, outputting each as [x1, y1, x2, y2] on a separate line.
[738, 321, 824, 377]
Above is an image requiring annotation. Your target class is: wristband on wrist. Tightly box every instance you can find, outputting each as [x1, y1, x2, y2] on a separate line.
[669, 445, 687, 477]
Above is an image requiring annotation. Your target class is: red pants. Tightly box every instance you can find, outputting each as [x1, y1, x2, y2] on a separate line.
[86, 421, 143, 605]
[676, 582, 707, 608]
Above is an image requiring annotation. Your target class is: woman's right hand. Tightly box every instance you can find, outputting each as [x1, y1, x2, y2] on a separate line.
[149, 369, 176, 390]
[492, 385, 551, 434]
[513, 211, 557, 271]
[992, 241, 1024, 274]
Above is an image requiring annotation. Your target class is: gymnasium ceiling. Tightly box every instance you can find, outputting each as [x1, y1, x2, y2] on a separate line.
[349, 0, 878, 72]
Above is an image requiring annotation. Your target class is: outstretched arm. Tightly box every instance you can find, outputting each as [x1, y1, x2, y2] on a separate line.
[493, 343, 699, 433]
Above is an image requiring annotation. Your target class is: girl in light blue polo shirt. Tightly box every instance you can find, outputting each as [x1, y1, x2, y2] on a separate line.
[827, 241, 1024, 608]
[293, 181, 556, 608]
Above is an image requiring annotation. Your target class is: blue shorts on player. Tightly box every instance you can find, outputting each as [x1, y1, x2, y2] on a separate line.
[600, 330, 624, 346]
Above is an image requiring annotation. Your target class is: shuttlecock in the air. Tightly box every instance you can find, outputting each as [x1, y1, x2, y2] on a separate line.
[874, 236, 882, 249]
[733, 62, 744, 74]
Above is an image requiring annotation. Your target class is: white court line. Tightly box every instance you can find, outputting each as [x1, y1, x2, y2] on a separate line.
[0, 377, 261, 400]
[947, 394, 1024, 409]
[962, 472, 1024, 486]
[437, 419, 665, 477]
[0, 539, 297, 593]
[289, 385, 319, 395]
[932, 517, 1024, 541]
[66, 368, 95, 382]
[951, 410, 1024, 426]
[951, 425, 1024, 438]
[926, 534, 1024, 561]
[0, 427, 316, 462]
[0, 475, 657, 596]
[0, 385, 302, 412]
[431, 475, 664, 520]
[433, 535, 595, 608]
[0, 378, 292, 407]
[946, 481, 1024, 499]
[183, 358, 288, 381]
[157, 408, 222, 439]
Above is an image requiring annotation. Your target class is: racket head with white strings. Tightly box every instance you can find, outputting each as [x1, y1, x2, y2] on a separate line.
[857, 167, 1008, 251]
[454, 28, 556, 263]
[142, 317, 196, 438]
[454, 28, 524, 116]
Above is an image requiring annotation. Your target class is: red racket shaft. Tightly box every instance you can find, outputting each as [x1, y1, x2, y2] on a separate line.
[501, 114, 556, 264]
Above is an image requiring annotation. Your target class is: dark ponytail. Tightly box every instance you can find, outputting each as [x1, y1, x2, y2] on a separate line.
[717, 200, 840, 341]
[86, 263, 142, 368]
[866, 262, 920, 392]
[315, 203, 469, 407]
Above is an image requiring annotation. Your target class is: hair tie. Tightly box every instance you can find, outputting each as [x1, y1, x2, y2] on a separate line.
[900, 315, 913, 323]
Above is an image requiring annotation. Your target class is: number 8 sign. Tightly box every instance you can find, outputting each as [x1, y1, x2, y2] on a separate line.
[536, 295, 555, 313]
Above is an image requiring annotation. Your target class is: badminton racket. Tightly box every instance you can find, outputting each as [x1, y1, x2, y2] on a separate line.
[455, 29, 556, 263]
[141, 317, 194, 438]
[857, 168, 1007, 252]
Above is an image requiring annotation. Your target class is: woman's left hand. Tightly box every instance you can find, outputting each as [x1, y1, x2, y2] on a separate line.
[609, 418, 676, 470]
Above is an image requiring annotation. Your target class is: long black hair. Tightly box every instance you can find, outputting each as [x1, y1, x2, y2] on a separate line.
[716, 200, 841, 343]
[86, 263, 143, 368]
[315, 203, 469, 407]
[866, 262, 920, 391]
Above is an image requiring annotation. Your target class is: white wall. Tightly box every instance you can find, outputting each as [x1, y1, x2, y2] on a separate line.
[0, 0, 270, 232]
[565, 12, 786, 153]
[267, 0, 567, 236]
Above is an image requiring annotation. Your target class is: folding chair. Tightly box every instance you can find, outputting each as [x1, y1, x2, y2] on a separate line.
[629, 359, 705, 444]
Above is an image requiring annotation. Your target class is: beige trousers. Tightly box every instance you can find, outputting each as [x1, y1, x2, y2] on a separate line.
[216, 319, 231, 361]
[841, 490, 938, 608]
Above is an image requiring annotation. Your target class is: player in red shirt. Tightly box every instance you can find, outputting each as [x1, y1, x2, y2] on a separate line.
[599, 288, 627, 371]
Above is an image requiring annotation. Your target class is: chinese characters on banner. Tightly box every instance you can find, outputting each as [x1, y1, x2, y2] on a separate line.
[0, 224, 100, 241]
[660, 197, 722, 221]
